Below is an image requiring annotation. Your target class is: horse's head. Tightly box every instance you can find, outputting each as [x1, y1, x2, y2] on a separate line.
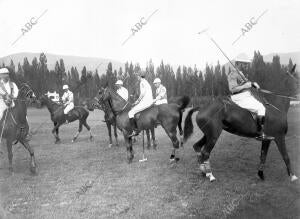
[18, 83, 37, 103]
[85, 98, 102, 111]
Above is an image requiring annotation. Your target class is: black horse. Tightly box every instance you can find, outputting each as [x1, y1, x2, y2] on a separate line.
[0, 84, 37, 174]
[39, 95, 93, 143]
[184, 74, 298, 182]
[94, 87, 190, 163]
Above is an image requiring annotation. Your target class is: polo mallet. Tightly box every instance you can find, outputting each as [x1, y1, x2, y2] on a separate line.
[139, 130, 147, 162]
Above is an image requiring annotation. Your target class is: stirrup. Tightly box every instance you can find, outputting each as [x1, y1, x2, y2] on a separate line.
[256, 133, 274, 141]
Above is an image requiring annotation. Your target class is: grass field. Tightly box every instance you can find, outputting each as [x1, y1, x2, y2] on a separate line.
[0, 106, 299, 218]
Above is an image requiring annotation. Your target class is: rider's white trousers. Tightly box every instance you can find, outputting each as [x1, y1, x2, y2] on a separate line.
[128, 101, 152, 118]
[231, 90, 265, 116]
[64, 102, 74, 114]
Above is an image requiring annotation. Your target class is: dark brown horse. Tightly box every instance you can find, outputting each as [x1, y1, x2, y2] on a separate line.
[86, 98, 119, 147]
[38, 95, 93, 143]
[0, 83, 37, 174]
[94, 87, 190, 163]
[184, 77, 298, 182]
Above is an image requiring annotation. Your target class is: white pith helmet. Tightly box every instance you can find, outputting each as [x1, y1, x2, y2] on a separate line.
[63, 84, 69, 90]
[153, 78, 161, 84]
[0, 68, 9, 75]
[115, 80, 123, 85]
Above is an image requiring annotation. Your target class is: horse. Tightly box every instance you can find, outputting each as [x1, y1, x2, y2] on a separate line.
[94, 86, 190, 163]
[38, 95, 93, 143]
[87, 94, 158, 149]
[86, 98, 119, 147]
[183, 76, 298, 182]
[0, 83, 37, 174]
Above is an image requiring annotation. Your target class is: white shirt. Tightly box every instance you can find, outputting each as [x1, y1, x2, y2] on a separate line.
[139, 78, 153, 104]
[62, 90, 74, 105]
[117, 86, 129, 101]
[0, 80, 19, 98]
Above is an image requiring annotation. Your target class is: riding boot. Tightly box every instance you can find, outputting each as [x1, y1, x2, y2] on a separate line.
[256, 116, 274, 141]
[128, 118, 140, 137]
[65, 113, 71, 124]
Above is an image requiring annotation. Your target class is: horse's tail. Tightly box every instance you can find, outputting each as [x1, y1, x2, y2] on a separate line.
[183, 107, 200, 142]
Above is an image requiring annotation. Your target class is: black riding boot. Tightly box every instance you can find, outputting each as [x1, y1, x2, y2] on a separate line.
[256, 116, 274, 141]
[65, 113, 71, 124]
[128, 118, 140, 137]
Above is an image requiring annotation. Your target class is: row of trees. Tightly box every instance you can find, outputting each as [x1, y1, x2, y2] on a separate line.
[3, 51, 299, 104]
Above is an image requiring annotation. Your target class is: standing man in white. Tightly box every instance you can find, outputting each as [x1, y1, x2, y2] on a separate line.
[61, 84, 74, 123]
[153, 77, 168, 105]
[128, 71, 153, 137]
[115, 80, 128, 101]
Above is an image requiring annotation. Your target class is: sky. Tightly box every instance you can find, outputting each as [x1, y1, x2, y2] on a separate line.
[0, 0, 299, 69]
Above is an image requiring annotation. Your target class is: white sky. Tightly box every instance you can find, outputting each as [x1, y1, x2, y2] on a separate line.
[0, 0, 299, 69]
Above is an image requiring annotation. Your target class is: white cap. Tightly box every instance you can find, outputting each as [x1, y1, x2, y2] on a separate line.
[234, 58, 251, 63]
[63, 84, 69, 89]
[0, 68, 9, 74]
[153, 78, 161, 84]
[115, 80, 123, 85]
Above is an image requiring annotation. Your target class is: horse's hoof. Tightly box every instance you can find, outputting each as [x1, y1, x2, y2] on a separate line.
[108, 144, 112, 148]
[72, 139, 76, 143]
[291, 175, 298, 182]
[205, 172, 216, 182]
[30, 166, 37, 175]
[55, 140, 61, 144]
[258, 170, 264, 180]
[89, 136, 94, 141]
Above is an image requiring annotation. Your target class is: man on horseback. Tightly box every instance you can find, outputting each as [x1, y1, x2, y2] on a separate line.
[115, 80, 128, 101]
[228, 59, 274, 140]
[0, 68, 19, 120]
[62, 84, 74, 123]
[128, 71, 153, 137]
[153, 77, 168, 105]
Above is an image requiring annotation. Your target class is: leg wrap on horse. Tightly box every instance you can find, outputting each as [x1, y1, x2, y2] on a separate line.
[200, 160, 211, 173]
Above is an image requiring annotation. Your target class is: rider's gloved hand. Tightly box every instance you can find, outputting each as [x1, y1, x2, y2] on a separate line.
[244, 82, 252, 89]
[251, 82, 260, 89]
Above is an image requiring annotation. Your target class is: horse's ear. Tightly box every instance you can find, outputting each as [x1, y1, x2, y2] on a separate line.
[291, 64, 296, 73]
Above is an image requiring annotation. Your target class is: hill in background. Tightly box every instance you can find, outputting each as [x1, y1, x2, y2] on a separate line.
[0, 52, 125, 75]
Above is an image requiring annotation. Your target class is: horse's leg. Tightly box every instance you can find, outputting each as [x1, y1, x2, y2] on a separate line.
[161, 125, 180, 162]
[124, 133, 134, 163]
[6, 140, 13, 172]
[83, 119, 94, 141]
[150, 127, 157, 150]
[146, 129, 151, 150]
[52, 122, 60, 143]
[257, 140, 271, 180]
[178, 110, 184, 147]
[113, 123, 119, 146]
[20, 140, 37, 174]
[198, 127, 222, 182]
[72, 121, 83, 142]
[274, 136, 298, 181]
[107, 122, 113, 147]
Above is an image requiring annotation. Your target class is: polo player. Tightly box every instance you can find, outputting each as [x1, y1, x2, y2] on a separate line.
[153, 77, 168, 105]
[128, 71, 153, 137]
[227, 59, 274, 140]
[0, 68, 19, 120]
[62, 84, 74, 123]
[115, 80, 128, 101]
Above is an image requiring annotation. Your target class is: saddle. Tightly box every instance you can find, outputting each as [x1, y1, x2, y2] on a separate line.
[133, 105, 156, 120]
[222, 96, 258, 121]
